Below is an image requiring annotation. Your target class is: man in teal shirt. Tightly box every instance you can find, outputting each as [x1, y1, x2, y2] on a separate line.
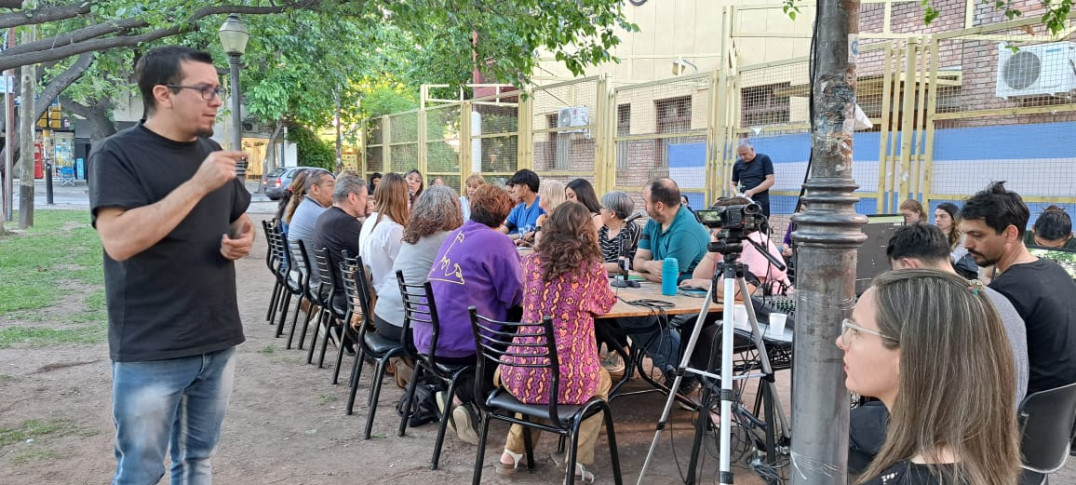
[600, 178, 709, 393]
[634, 178, 710, 282]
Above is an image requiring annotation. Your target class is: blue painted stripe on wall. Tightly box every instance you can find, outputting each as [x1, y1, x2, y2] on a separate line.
[933, 121, 1076, 160]
[927, 199, 1076, 229]
[669, 143, 706, 168]
[748, 132, 882, 164]
[770, 195, 878, 215]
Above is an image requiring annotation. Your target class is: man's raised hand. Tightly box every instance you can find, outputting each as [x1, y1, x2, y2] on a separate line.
[192, 151, 247, 194]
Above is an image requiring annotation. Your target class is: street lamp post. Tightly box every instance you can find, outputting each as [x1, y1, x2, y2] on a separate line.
[218, 14, 249, 181]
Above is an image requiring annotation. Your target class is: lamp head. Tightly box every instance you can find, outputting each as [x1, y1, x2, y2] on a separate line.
[218, 14, 249, 55]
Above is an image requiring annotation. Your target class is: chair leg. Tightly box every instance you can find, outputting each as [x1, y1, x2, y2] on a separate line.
[331, 324, 352, 385]
[397, 364, 425, 437]
[345, 346, 367, 416]
[522, 421, 537, 473]
[275, 292, 293, 338]
[317, 315, 336, 368]
[285, 296, 306, 349]
[267, 282, 282, 323]
[472, 409, 492, 485]
[602, 404, 623, 485]
[364, 357, 391, 440]
[565, 423, 581, 485]
[297, 302, 316, 350]
[306, 307, 325, 364]
[430, 374, 463, 470]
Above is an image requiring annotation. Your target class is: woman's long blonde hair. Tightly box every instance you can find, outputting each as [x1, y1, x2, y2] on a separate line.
[859, 269, 1020, 485]
[539, 179, 565, 214]
[282, 169, 313, 224]
[372, 172, 410, 228]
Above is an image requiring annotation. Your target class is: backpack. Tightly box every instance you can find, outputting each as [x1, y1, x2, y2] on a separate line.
[395, 374, 444, 427]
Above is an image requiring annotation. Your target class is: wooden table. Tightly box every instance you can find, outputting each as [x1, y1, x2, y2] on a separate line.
[601, 279, 723, 318]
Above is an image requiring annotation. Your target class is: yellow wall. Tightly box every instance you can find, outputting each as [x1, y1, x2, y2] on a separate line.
[534, 0, 814, 82]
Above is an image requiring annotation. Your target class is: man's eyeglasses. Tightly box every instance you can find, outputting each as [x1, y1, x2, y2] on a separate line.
[840, 318, 897, 345]
[166, 85, 226, 101]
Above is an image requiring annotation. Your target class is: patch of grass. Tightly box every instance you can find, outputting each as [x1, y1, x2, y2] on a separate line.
[0, 418, 82, 449]
[258, 345, 275, 354]
[11, 448, 58, 464]
[67, 289, 107, 324]
[0, 210, 102, 313]
[317, 394, 337, 405]
[0, 323, 107, 349]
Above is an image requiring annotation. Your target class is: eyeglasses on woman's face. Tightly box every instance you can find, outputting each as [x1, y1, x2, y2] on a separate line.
[840, 318, 897, 346]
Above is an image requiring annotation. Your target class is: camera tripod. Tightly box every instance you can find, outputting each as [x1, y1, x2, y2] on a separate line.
[636, 237, 792, 485]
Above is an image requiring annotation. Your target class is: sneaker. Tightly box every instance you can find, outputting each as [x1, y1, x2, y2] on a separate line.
[436, 391, 456, 434]
[452, 404, 481, 445]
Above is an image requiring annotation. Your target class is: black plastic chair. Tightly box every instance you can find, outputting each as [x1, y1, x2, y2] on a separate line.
[261, 220, 286, 326]
[1017, 381, 1076, 485]
[265, 222, 303, 339]
[396, 270, 474, 470]
[339, 253, 409, 441]
[467, 306, 622, 485]
[287, 239, 320, 351]
[310, 246, 346, 368]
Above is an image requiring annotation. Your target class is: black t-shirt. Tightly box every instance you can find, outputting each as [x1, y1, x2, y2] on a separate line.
[861, 462, 962, 484]
[311, 206, 362, 309]
[89, 123, 251, 362]
[732, 153, 775, 204]
[990, 258, 1076, 394]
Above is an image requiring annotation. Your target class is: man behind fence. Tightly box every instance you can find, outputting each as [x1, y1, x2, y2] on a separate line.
[89, 46, 253, 484]
[730, 139, 775, 217]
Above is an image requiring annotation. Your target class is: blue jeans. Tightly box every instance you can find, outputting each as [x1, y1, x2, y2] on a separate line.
[112, 347, 236, 485]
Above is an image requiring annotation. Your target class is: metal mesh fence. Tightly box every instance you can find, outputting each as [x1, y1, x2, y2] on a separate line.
[531, 78, 600, 178]
[387, 111, 419, 174]
[472, 90, 520, 177]
[612, 73, 712, 209]
[366, 118, 384, 174]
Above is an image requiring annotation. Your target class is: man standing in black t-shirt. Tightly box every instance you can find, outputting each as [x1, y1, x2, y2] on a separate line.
[730, 139, 775, 217]
[89, 46, 253, 484]
[960, 182, 1076, 396]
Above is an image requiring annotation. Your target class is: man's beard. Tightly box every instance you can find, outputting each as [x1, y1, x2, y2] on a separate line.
[195, 127, 214, 138]
[968, 250, 999, 268]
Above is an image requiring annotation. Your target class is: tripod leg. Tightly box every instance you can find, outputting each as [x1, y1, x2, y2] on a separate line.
[634, 282, 715, 485]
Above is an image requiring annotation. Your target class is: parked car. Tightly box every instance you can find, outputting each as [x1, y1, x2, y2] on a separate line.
[264, 166, 316, 201]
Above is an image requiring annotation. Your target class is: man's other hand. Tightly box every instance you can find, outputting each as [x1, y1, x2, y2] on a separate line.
[221, 215, 254, 260]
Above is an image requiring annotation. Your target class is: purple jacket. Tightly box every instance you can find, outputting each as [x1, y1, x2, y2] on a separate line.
[419, 221, 523, 359]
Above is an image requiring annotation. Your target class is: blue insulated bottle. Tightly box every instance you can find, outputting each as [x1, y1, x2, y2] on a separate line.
[661, 257, 679, 296]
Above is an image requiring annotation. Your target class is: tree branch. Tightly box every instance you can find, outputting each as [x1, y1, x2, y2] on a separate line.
[0, 0, 23, 10]
[0, 3, 312, 72]
[37, 52, 94, 108]
[0, 2, 89, 30]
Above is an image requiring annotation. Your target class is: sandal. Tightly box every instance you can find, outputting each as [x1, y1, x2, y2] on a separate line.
[495, 449, 526, 476]
[550, 453, 595, 484]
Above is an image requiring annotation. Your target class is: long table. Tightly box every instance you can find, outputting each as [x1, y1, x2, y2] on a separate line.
[601, 278, 723, 319]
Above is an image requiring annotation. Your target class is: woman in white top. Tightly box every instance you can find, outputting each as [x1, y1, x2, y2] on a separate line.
[359, 172, 410, 305]
[460, 174, 485, 221]
[373, 186, 464, 343]
[527, 179, 565, 246]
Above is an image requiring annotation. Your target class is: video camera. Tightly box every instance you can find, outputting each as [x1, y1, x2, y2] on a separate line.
[694, 202, 765, 233]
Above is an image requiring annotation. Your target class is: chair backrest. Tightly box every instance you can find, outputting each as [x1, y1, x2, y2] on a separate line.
[1018, 381, 1076, 473]
[467, 306, 563, 427]
[339, 251, 375, 338]
[312, 246, 335, 305]
[291, 239, 314, 296]
[261, 220, 276, 271]
[395, 270, 436, 361]
[264, 220, 290, 278]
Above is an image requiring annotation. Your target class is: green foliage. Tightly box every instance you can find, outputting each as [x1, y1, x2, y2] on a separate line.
[360, 84, 419, 120]
[784, 0, 1071, 36]
[286, 122, 335, 170]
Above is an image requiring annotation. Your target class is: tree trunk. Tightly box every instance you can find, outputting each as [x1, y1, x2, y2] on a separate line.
[60, 96, 117, 143]
[17, 26, 35, 228]
[261, 119, 284, 193]
[789, 1, 864, 484]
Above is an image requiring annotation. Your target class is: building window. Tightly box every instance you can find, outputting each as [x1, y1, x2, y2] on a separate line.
[656, 96, 692, 168]
[616, 103, 631, 169]
[740, 83, 791, 127]
[547, 114, 570, 170]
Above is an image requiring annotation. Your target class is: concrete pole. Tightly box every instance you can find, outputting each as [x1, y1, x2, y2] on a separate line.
[17, 26, 35, 229]
[789, 0, 865, 484]
[228, 52, 244, 180]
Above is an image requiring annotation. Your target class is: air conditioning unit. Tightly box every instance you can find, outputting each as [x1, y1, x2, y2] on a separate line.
[995, 41, 1076, 98]
[556, 106, 590, 131]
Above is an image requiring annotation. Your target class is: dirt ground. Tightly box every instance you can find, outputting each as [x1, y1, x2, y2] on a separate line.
[1, 203, 1072, 485]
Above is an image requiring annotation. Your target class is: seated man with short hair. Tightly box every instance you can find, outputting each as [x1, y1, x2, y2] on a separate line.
[848, 222, 1030, 474]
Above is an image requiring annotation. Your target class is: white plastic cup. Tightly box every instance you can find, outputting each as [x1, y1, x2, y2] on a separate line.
[769, 312, 788, 336]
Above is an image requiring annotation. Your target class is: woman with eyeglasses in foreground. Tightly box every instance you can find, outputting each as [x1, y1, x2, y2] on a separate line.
[838, 268, 1019, 485]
